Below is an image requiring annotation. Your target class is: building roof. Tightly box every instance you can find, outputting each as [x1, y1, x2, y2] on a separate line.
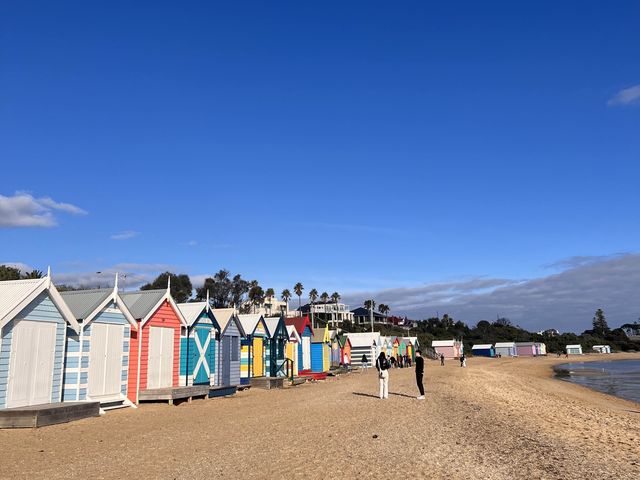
[494, 342, 516, 347]
[264, 316, 285, 339]
[120, 289, 187, 327]
[431, 340, 458, 347]
[121, 290, 167, 320]
[210, 308, 244, 336]
[338, 336, 351, 347]
[61, 286, 138, 328]
[345, 332, 381, 348]
[312, 324, 329, 343]
[515, 342, 535, 346]
[350, 307, 385, 318]
[405, 336, 419, 346]
[566, 344, 582, 348]
[176, 302, 221, 330]
[0, 277, 80, 332]
[472, 344, 494, 349]
[284, 316, 313, 336]
[237, 314, 265, 336]
[61, 289, 112, 320]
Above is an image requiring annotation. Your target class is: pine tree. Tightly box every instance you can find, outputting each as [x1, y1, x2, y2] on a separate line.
[592, 308, 610, 337]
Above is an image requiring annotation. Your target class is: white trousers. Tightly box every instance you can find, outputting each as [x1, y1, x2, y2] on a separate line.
[379, 370, 389, 399]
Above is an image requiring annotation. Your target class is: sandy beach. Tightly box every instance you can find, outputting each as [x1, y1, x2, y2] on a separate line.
[1, 353, 639, 480]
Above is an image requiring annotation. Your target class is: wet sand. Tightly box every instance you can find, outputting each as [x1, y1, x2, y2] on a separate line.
[1, 353, 639, 479]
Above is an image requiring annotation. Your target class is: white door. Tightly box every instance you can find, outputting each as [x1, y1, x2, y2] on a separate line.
[7, 320, 57, 408]
[88, 323, 124, 401]
[302, 337, 311, 370]
[147, 326, 174, 389]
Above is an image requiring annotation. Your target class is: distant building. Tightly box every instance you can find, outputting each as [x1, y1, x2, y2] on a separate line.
[351, 307, 385, 326]
[241, 296, 289, 317]
[295, 302, 354, 327]
[537, 329, 560, 337]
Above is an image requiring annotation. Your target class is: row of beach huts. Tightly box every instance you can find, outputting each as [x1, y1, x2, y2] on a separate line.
[0, 274, 422, 427]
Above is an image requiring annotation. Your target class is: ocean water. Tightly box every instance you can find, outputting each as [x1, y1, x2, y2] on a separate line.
[555, 359, 640, 404]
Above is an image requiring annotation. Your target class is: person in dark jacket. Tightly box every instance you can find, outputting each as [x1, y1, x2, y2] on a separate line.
[415, 350, 425, 399]
[376, 352, 390, 399]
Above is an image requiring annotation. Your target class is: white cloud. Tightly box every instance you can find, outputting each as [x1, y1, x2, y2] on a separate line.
[342, 253, 640, 332]
[607, 84, 640, 106]
[0, 192, 87, 227]
[110, 230, 139, 240]
[52, 262, 174, 289]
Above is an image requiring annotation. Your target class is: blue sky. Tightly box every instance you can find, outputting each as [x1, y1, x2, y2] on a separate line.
[2, 1, 639, 331]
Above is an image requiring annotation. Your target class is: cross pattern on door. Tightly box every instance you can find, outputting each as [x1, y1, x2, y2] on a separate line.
[193, 330, 212, 380]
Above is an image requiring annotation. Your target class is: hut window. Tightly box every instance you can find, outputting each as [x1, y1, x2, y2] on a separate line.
[231, 336, 239, 361]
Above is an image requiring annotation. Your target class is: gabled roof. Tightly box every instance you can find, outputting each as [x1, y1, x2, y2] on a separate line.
[472, 344, 494, 349]
[284, 316, 314, 336]
[312, 324, 330, 343]
[566, 344, 582, 348]
[345, 332, 380, 348]
[61, 289, 112, 319]
[61, 283, 138, 329]
[176, 302, 221, 331]
[286, 325, 301, 343]
[0, 276, 80, 332]
[237, 314, 265, 337]
[405, 336, 419, 346]
[121, 289, 187, 327]
[338, 336, 351, 348]
[211, 308, 245, 336]
[432, 340, 458, 347]
[264, 316, 286, 339]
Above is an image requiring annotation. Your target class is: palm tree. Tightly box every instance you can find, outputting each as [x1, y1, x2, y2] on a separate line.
[378, 304, 390, 323]
[320, 292, 329, 303]
[294, 283, 304, 312]
[364, 299, 376, 311]
[331, 291, 341, 325]
[22, 269, 44, 279]
[281, 289, 291, 315]
[265, 288, 275, 315]
[308, 289, 319, 328]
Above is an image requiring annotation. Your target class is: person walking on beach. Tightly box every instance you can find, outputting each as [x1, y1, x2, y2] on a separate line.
[362, 353, 369, 370]
[440, 353, 445, 366]
[415, 350, 425, 400]
[376, 351, 390, 399]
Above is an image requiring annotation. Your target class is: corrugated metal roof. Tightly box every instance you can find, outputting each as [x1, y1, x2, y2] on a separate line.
[60, 289, 112, 320]
[0, 278, 46, 324]
[345, 332, 380, 348]
[121, 289, 166, 319]
[432, 340, 456, 347]
[566, 344, 582, 348]
[177, 302, 208, 327]
[495, 342, 516, 347]
[237, 314, 263, 336]
[472, 344, 493, 349]
[284, 316, 313, 336]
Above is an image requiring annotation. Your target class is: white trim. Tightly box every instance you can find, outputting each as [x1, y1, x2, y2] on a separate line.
[140, 292, 188, 328]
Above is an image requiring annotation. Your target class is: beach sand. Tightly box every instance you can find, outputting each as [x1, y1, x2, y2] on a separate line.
[1, 353, 639, 479]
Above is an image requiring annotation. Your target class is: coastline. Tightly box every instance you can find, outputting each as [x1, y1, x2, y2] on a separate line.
[1, 353, 639, 479]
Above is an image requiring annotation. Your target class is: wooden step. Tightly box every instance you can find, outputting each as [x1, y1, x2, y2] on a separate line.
[0, 402, 100, 429]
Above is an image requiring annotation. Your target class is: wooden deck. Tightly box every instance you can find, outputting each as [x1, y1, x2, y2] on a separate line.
[0, 402, 100, 429]
[138, 386, 210, 404]
[250, 377, 286, 389]
[139, 385, 238, 404]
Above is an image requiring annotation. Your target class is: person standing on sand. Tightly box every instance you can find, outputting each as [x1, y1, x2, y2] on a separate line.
[415, 350, 425, 400]
[376, 351, 390, 399]
[362, 353, 369, 370]
[440, 353, 445, 366]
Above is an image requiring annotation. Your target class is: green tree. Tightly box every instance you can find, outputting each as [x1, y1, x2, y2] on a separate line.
[248, 284, 265, 313]
[22, 269, 44, 279]
[378, 304, 390, 321]
[364, 299, 376, 311]
[320, 291, 329, 303]
[281, 288, 292, 314]
[0, 265, 22, 281]
[592, 308, 610, 336]
[141, 272, 193, 303]
[294, 282, 304, 311]
[330, 292, 341, 303]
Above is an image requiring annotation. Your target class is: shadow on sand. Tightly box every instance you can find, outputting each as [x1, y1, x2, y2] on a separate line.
[352, 392, 416, 399]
